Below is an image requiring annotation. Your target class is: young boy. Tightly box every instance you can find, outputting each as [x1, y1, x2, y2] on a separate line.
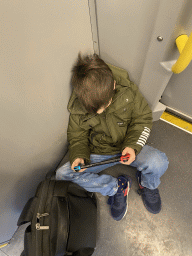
[56, 53, 169, 221]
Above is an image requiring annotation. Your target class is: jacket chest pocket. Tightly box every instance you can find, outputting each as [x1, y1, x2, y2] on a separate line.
[117, 117, 131, 127]
[117, 121, 127, 127]
[115, 104, 133, 121]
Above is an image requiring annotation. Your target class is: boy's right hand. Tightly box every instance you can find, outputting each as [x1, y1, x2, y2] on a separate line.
[71, 158, 87, 172]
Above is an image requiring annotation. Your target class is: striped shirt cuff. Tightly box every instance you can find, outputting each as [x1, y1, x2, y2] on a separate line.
[136, 127, 150, 147]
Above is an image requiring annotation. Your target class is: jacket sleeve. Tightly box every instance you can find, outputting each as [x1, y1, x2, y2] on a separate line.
[67, 114, 90, 166]
[121, 82, 153, 155]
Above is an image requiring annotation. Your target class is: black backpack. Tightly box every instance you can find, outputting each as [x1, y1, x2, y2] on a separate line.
[18, 177, 97, 256]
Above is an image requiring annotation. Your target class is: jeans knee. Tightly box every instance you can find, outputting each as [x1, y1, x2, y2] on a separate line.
[55, 162, 73, 180]
[146, 150, 169, 174]
[159, 152, 169, 167]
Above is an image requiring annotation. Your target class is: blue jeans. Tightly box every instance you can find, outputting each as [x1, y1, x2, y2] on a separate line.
[56, 145, 169, 196]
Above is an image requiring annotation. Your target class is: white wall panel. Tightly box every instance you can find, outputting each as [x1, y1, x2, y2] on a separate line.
[0, 0, 93, 243]
[96, 0, 192, 120]
[95, 0, 160, 85]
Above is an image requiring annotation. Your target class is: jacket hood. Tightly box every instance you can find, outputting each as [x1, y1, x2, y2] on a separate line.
[67, 64, 131, 116]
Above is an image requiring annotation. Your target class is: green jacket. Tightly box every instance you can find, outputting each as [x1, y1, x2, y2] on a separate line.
[67, 64, 153, 165]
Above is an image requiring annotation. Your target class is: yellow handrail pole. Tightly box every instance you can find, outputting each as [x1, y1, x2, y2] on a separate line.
[0, 243, 8, 248]
[175, 34, 188, 54]
[172, 32, 192, 74]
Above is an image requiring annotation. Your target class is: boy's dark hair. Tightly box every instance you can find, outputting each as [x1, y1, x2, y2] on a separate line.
[71, 53, 115, 114]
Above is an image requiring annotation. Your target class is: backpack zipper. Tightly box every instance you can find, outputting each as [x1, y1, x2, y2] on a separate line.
[36, 213, 49, 230]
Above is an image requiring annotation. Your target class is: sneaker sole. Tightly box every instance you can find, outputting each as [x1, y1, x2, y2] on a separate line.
[121, 181, 131, 220]
[116, 177, 132, 221]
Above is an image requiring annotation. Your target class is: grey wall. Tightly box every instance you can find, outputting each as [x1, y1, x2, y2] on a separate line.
[161, 0, 192, 118]
[95, 0, 192, 119]
[95, 0, 160, 86]
[0, 0, 93, 243]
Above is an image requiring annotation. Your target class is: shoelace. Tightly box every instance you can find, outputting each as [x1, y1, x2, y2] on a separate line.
[137, 188, 159, 203]
[112, 189, 127, 207]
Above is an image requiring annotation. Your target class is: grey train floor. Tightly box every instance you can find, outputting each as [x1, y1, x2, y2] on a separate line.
[1, 119, 192, 256]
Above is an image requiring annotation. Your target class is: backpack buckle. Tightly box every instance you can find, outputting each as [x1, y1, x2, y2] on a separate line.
[36, 213, 49, 230]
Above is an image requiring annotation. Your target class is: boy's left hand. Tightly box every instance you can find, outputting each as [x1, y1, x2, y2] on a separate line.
[120, 147, 136, 165]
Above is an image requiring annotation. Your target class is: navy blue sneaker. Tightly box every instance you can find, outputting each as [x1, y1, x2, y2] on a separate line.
[107, 175, 132, 221]
[136, 171, 161, 214]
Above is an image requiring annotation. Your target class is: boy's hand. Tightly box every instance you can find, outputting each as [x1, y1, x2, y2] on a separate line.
[71, 158, 87, 172]
[120, 147, 136, 165]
